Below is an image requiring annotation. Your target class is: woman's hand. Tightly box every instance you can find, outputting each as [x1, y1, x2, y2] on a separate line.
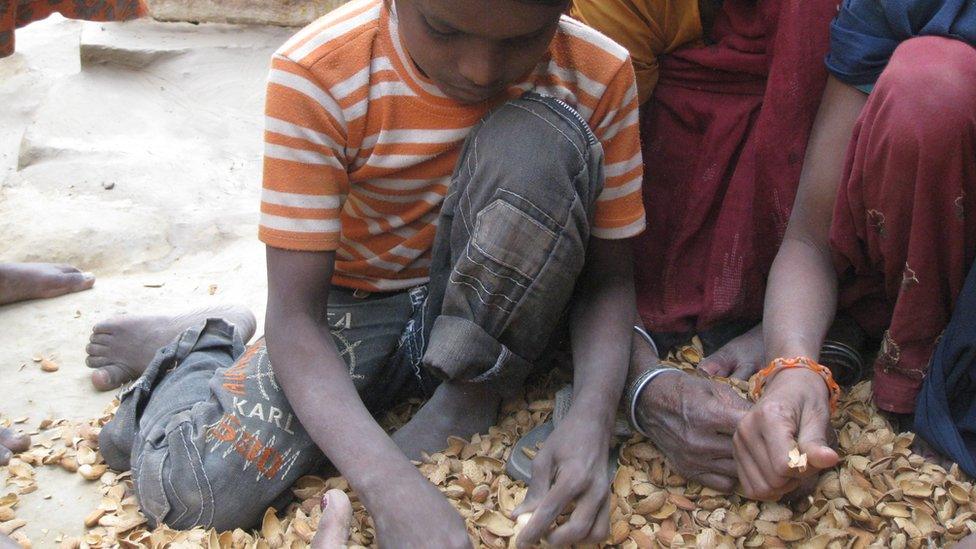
[732, 368, 839, 500]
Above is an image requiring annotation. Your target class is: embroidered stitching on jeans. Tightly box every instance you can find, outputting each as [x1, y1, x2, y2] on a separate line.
[164, 463, 189, 526]
[449, 269, 518, 309]
[479, 196, 559, 239]
[177, 423, 208, 527]
[497, 188, 563, 230]
[469, 346, 510, 383]
[184, 422, 216, 527]
[464, 243, 530, 288]
[137, 451, 167, 526]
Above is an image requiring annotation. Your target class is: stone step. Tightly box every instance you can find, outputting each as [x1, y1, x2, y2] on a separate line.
[145, 0, 349, 27]
[80, 19, 295, 67]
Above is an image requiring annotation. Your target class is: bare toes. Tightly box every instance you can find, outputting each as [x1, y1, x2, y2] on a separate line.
[86, 355, 111, 368]
[90, 332, 113, 345]
[313, 490, 352, 549]
[91, 365, 134, 391]
[63, 271, 95, 293]
[92, 321, 116, 335]
[41, 272, 94, 299]
[86, 343, 110, 357]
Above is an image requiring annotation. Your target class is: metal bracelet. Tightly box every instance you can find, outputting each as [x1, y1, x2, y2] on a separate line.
[632, 325, 659, 357]
[626, 325, 677, 438]
[626, 367, 681, 438]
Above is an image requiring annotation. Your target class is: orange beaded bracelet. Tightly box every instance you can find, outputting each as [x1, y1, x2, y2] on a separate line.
[748, 357, 842, 413]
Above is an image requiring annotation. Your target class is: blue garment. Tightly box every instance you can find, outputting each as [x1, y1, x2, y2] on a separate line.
[915, 257, 976, 478]
[826, 0, 976, 88]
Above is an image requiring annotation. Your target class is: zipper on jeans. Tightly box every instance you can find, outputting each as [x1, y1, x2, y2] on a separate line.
[550, 97, 598, 147]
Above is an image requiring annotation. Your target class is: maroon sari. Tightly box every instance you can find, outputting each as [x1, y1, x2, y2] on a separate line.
[831, 36, 976, 413]
[634, 0, 838, 334]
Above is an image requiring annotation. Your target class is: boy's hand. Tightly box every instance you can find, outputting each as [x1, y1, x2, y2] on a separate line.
[370, 475, 472, 549]
[512, 412, 611, 547]
[732, 368, 839, 500]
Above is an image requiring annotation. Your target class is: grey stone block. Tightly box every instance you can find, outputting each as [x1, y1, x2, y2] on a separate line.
[145, 0, 350, 27]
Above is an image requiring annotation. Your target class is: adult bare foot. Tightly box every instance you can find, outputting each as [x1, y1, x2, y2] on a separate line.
[311, 490, 353, 549]
[86, 305, 257, 391]
[698, 324, 764, 380]
[0, 262, 94, 305]
[392, 381, 500, 460]
[0, 428, 30, 466]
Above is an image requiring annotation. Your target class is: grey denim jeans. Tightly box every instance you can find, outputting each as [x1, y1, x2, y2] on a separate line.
[100, 92, 605, 531]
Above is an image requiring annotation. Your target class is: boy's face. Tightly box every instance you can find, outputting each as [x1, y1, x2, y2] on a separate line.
[395, 0, 564, 104]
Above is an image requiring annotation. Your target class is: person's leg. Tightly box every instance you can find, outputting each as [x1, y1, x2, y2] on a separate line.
[830, 36, 976, 413]
[100, 288, 420, 531]
[394, 92, 604, 458]
[85, 305, 257, 391]
[0, 262, 95, 305]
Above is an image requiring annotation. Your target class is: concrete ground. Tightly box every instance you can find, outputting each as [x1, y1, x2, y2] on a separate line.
[0, 16, 294, 546]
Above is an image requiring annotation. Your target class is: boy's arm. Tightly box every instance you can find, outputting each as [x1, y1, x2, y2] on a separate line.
[515, 237, 634, 547]
[264, 247, 470, 548]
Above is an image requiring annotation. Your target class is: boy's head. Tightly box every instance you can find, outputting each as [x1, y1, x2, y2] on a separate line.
[395, 0, 569, 104]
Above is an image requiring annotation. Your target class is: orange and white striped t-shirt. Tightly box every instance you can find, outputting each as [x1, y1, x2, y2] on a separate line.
[259, 0, 645, 292]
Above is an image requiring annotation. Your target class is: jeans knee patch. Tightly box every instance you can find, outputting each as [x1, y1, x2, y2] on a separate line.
[453, 198, 557, 317]
[474, 199, 557, 278]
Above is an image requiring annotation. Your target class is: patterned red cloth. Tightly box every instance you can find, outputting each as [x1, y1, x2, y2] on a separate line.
[1, 0, 147, 57]
[831, 36, 976, 413]
[633, 0, 838, 333]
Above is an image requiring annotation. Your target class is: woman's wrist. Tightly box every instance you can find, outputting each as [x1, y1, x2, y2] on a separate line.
[765, 367, 829, 401]
[751, 356, 840, 413]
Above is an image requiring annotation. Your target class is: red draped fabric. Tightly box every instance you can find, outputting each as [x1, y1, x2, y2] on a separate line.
[1, 0, 147, 57]
[634, 0, 838, 334]
[831, 36, 976, 413]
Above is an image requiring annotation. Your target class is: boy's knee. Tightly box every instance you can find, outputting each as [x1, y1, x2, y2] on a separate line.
[470, 92, 604, 205]
[132, 416, 271, 532]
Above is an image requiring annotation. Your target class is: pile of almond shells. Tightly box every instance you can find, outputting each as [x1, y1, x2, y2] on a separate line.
[3, 339, 975, 547]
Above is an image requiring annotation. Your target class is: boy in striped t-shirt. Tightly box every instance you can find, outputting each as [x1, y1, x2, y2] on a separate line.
[97, 0, 646, 545]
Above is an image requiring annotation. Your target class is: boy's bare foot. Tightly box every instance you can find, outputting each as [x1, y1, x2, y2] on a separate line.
[86, 305, 257, 391]
[0, 428, 30, 466]
[311, 490, 353, 549]
[0, 262, 95, 305]
[392, 381, 501, 460]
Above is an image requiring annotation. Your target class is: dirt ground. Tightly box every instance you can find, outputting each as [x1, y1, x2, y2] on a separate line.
[0, 16, 293, 546]
[2, 15, 973, 549]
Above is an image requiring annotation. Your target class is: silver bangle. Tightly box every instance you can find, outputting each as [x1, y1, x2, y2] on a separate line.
[627, 367, 681, 438]
[632, 325, 659, 357]
[627, 325, 677, 438]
